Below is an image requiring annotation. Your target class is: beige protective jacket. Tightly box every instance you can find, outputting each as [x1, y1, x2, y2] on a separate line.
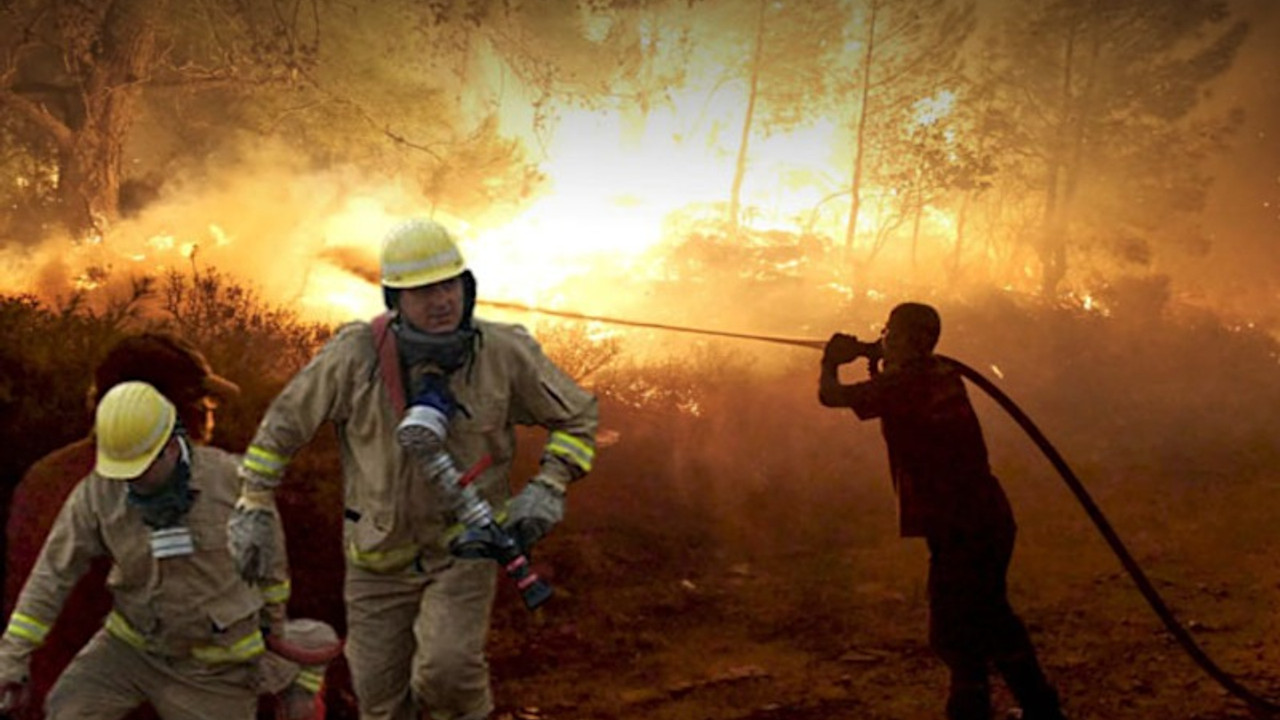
[242, 318, 599, 573]
[0, 444, 276, 681]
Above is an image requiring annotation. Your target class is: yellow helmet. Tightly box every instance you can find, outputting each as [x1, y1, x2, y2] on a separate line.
[380, 218, 467, 289]
[95, 381, 177, 480]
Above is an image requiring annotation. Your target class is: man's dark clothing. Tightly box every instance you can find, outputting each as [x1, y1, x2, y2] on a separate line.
[828, 356, 1012, 539]
[821, 356, 1062, 720]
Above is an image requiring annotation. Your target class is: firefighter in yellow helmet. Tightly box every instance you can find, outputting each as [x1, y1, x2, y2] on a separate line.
[229, 217, 599, 720]
[0, 381, 341, 720]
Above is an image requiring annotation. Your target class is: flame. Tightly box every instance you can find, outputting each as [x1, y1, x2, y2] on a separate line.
[2, 16, 992, 333]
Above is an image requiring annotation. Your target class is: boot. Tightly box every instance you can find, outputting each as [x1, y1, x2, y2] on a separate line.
[996, 654, 1065, 720]
[945, 666, 992, 720]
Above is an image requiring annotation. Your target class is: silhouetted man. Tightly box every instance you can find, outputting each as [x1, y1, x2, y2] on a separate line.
[819, 302, 1065, 720]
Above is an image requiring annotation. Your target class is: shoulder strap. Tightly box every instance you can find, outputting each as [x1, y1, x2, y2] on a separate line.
[371, 312, 407, 416]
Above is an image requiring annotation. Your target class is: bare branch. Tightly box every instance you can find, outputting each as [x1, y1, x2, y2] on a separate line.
[291, 67, 446, 160]
[382, 127, 446, 160]
[0, 86, 72, 146]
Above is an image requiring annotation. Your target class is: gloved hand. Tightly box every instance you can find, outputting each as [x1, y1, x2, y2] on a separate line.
[227, 490, 279, 584]
[823, 332, 867, 366]
[505, 479, 566, 552]
[0, 671, 27, 712]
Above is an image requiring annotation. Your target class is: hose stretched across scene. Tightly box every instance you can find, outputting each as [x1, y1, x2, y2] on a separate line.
[480, 297, 1280, 718]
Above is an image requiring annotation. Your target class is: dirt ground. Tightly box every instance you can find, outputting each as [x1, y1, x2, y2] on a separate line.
[10, 301, 1278, 720]
[466, 455, 1280, 720]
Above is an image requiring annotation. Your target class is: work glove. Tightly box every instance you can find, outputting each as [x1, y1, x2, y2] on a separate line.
[0, 681, 27, 713]
[822, 332, 865, 366]
[227, 489, 279, 584]
[505, 478, 566, 552]
[0, 655, 29, 713]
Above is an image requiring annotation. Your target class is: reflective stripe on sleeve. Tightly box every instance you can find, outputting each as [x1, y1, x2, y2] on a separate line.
[4, 612, 51, 645]
[243, 445, 289, 478]
[547, 431, 594, 472]
[262, 580, 291, 605]
[295, 667, 325, 694]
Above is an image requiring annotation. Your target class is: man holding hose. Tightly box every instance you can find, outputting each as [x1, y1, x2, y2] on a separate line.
[819, 302, 1066, 720]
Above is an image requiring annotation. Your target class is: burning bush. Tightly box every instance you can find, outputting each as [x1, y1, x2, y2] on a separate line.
[4, 271, 1280, 718]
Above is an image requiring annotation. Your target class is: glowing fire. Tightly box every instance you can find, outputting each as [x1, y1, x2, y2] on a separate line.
[2, 21, 977, 330]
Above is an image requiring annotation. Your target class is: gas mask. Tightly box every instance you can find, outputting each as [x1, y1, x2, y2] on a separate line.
[394, 320, 477, 376]
[127, 434, 196, 539]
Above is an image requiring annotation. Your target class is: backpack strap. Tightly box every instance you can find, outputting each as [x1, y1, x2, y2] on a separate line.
[371, 312, 407, 416]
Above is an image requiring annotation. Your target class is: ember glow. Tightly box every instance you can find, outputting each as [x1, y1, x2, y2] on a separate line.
[0, 0, 1274, 342]
[0, 6, 975, 331]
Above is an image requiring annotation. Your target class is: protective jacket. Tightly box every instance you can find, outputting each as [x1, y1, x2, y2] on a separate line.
[0, 444, 277, 680]
[242, 317, 598, 573]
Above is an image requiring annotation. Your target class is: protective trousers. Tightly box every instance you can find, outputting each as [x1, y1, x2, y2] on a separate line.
[44, 630, 258, 720]
[344, 554, 497, 720]
[927, 528, 1064, 720]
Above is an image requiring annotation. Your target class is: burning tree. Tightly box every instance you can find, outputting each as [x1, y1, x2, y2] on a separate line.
[832, 0, 976, 255]
[0, 0, 320, 238]
[983, 0, 1248, 296]
[715, 0, 846, 232]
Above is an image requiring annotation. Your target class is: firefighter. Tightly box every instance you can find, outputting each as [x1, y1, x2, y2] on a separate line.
[226, 217, 599, 720]
[0, 382, 324, 718]
[819, 302, 1066, 720]
[4, 332, 241, 720]
[2, 335, 339, 720]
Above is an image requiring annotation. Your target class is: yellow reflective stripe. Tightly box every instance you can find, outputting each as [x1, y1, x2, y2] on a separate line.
[109, 611, 264, 664]
[262, 580, 291, 605]
[294, 667, 325, 694]
[382, 247, 462, 279]
[104, 611, 147, 649]
[243, 445, 288, 477]
[192, 629, 266, 664]
[442, 507, 509, 545]
[344, 542, 420, 573]
[547, 431, 594, 472]
[5, 612, 51, 644]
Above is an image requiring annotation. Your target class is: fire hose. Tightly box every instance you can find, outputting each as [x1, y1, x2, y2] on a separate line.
[396, 376, 553, 610]
[479, 298, 1280, 717]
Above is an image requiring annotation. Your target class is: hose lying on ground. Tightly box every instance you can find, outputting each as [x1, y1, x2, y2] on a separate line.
[943, 355, 1280, 719]
[481, 298, 1280, 717]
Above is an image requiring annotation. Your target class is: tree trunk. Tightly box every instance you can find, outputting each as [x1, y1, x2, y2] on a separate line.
[45, 0, 165, 237]
[949, 189, 972, 283]
[843, 0, 879, 251]
[910, 201, 922, 267]
[1058, 25, 1102, 262]
[58, 122, 124, 237]
[1037, 20, 1077, 297]
[728, 0, 767, 232]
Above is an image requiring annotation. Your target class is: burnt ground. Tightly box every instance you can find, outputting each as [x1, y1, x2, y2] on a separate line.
[471, 464, 1280, 720]
[8, 297, 1279, 720]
